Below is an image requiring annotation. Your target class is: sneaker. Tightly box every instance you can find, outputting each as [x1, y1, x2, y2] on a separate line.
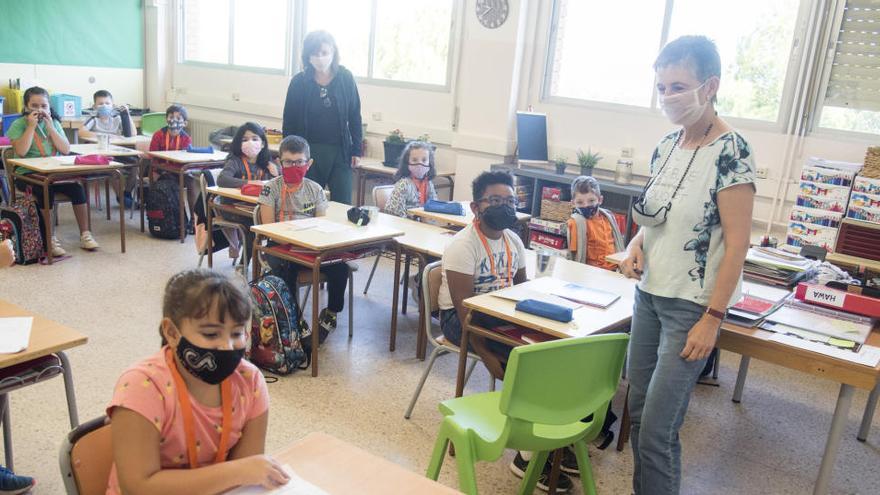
[318, 308, 337, 343]
[591, 430, 615, 450]
[559, 446, 580, 475]
[80, 231, 100, 251]
[509, 452, 574, 493]
[0, 466, 34, 494]
[50, 237, 66, 257]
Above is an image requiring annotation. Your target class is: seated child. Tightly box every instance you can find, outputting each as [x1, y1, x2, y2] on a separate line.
[383, 140, 438, 217]
[258, 135, 348, 337]
[149, 104, 197, 231]
[8, 86, 99, 256]
[566, 176, 623, 271]
[107, 269, 289, 494]
[80, 89, 139, 207]
[216, 122, 279, 260]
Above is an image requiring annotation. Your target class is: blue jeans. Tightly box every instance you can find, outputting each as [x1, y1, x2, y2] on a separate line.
[628, 287, 710, 495]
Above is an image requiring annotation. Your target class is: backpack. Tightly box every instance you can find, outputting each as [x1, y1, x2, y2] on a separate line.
[146, 175, 187, 239]
[567, 208, 625, 266]
[0, 191, 43, 264]
[247, 274, 310, 375]
[0, 218, 20, 262]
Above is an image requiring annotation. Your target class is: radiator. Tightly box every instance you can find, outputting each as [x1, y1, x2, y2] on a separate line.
[188, 119, 231, 147]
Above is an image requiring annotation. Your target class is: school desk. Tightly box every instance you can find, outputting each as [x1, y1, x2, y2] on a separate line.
[354, 159, 456, 207]
[0, 299, 87, 470]
[718, 321, 880, 495]
[145, 149, 229, 241]
[407, 201, 531, 229]
[605, 250, 627, 266]
[272, 432, 459, 494]
[8, 156, 130, 264]
[456, 257, 636, 397]
[251, 202, 404, 377]
[78, 134, 152, 148]
[62, 115, 142, 144]
[69, 143, 142, 215]
[204, 186, 260, 268]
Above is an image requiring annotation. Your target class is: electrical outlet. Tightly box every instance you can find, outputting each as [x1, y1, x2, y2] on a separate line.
[621, 147, 634, 159]
[756, 167, 769, 179]
[232, 93, 240, 102]
[372, 112, 382, 121]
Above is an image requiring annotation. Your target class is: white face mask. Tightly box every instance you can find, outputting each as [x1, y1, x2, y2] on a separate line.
[310, 54, 332, 72]
[659, 82, 708, 127]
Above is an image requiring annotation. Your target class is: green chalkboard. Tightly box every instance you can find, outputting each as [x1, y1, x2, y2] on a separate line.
[0, 0, 143, 69]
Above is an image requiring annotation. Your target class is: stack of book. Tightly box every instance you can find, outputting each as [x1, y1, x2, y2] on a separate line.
[725, 281, 792, 326]
[744, 247, 814, 288]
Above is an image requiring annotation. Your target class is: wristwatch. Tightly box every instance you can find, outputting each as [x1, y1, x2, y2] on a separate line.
[704, 307, 725, 320]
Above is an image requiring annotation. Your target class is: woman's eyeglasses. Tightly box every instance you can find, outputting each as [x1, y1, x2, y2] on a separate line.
[281, 159, 309, 168]
[319, 87, 331, 108]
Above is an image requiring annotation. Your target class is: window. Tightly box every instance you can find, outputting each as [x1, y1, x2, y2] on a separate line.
[546, 0, 802, 123]
[306, 0, 455, 86]
[182, 0, 288, 71]
[817, 1, 880, 135]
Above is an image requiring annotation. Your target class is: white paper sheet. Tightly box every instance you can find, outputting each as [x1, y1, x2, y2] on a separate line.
[223, 465, 328, 495]
[740, 281, 791, 304]
[766, 305, 874, 344]
[0, 317, 32, 353]
[768, 334, 880, 368]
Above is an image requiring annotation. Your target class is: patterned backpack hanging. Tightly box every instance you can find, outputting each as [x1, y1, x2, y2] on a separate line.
[247, 274, 310, 375]
[0, 189, 44, 264]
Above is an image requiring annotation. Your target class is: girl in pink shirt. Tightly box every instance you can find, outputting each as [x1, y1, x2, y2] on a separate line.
[106, 269, 289, 494]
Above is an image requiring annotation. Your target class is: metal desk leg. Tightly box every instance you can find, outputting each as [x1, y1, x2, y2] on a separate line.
[858, 383, 879, 442]
[115, 171, 126, 253]
[178, 170, 186, 243]
[454, 313, 472, 398]
[57, 351, 80, 428]
[389, 243, 402, 352]
[732, 355, 750, 403]
[0, 394, 11, 471]
[42, 179, 53, 265]
[310, 255, 322, 377]
[105, 179, 111, 220]
[140, 160, 148, 232]
[402, 253, 411, 315]
[813, 384, 854, 495]
[207, 195, 214, 268]
[415, 253, 427, 360]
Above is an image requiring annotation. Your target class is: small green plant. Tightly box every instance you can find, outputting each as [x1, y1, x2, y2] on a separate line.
[576, 148, 602, 169]
[554, 155, 568, 174]
[386, 129, 405, 144]
[416, 133, 431, 143]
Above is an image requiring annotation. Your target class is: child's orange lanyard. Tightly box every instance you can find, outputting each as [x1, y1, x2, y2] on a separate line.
[242, 157, 253, 182]
[279, 182, 304, 222]
[164, 348, 233, 469]
[474, 220, 512, 287]
[411, 177, 428, 204]
[165, 131, 181, 152]
[32, 124, 55, 157]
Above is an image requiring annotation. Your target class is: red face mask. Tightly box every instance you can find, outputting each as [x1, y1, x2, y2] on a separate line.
[282, 166, 309, 185]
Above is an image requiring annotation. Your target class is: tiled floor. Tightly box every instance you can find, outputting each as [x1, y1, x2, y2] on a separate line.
[1, 205, 878, 494]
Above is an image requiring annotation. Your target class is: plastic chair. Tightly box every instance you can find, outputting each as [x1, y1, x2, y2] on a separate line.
[426, 333, 629, 495]
[196, 172, 249, 269]
[361, 185, 395, 295]
[59, 415, 112, 495]
[405, 261, 495, 419]
[139, 112, 166, 138]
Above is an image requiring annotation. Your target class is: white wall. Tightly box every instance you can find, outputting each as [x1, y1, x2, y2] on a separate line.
[138, 0, 876, 231]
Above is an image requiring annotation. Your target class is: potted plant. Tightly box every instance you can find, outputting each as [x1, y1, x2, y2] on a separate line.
[553, 155, 568, 175]
[383, 129, 406, 167]
[576, 148, 602, 176]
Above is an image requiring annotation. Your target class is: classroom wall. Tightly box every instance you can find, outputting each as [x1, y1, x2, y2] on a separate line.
[141, 0, 877, 230]
[0, 63, 143, 109]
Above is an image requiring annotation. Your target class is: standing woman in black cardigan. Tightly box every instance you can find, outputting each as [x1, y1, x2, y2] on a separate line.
[282, 30, 363, 205]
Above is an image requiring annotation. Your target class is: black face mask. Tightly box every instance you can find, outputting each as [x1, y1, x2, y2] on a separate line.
[176, 336, 244, 385]
[481, 204, 517, 231]
[575, 206, 599, 218]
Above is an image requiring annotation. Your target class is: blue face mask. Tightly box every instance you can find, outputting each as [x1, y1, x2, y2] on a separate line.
[96, 105, 113, 118]
[575, 206, 599, 218]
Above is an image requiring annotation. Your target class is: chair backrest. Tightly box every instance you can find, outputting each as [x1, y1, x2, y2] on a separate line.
[59, 415, 113, 495]
[499, 333, 629, 426]
[373, 185, 395, 212]
[421, 261, 445, 346]
[139, 112, 167, 137]
[2, 146, 15, 176]
[198, 172, 209, 218]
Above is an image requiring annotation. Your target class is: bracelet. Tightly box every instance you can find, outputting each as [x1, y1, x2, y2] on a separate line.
[704, 306, 725, 320]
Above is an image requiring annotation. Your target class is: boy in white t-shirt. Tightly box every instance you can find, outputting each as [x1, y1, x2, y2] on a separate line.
[80, 89, 138, 207]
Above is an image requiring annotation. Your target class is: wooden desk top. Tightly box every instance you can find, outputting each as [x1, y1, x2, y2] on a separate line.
[69, 143, 141, 157]
[357, 159, 455, 177]
[206, 185, 261, 204]
[273, 432, 459, 494]
[719, 322, 880, 390]
[252, 201, 404, 251]
[464, 257, 636, 339]
[62, 114, 141, 130]
[79, 135, 151, 147]
[147, 149, 229, 163]
[605, 251, 627, 266]
[408, 202, 530, 228]
[0, 300, 88, 369]
[9, 156, 126, 174]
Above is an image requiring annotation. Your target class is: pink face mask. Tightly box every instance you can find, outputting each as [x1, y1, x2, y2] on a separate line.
[241, 140, 262, 159]
[409, 164, 429, 179]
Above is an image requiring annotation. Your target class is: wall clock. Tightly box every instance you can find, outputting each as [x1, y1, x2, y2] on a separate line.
[476, 0, 509, 29]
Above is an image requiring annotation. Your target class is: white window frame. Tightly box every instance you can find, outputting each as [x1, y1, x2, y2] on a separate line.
[178, 0, 293, 75]
[540, 0, 814, 133]
[298, 0, 462, 92]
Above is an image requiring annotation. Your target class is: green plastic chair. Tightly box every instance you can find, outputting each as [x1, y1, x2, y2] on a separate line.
[139, 112, 167, 138]
[426, 333, 629, 495]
